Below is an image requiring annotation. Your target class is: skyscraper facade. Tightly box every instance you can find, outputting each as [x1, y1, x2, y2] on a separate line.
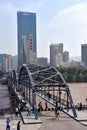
[50, 43, 63, 66]
[17, 11, 37, 66]
[81, 44, 87, 67]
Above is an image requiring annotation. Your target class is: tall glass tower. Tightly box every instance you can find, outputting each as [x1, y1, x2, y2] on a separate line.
[17, 11, 37, 66]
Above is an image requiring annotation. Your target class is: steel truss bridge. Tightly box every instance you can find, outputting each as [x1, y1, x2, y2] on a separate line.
[9, 65, 77, 119]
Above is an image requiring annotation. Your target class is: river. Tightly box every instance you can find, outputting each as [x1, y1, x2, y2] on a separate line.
[68, 83, 87, 105]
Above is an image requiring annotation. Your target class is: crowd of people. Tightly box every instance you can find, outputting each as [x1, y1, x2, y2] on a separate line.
[37, 100, 61, 120]
[5, 100, 29, 130]
[38, 101, 49, 112]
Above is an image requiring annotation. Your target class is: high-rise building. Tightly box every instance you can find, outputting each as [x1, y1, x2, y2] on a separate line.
[63, 51, 69, 62]
[17, 11, 37, 66]
[81, 44, 87, 67]
[0, 54, 13, 72]
[7, 55, 13, 71]
[50, 43, 63, 66]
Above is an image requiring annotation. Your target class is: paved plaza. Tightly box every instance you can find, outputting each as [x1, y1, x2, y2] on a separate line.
[1, 110, 87, 130]
[39, 110, 87, 130]
[0, 114, 41, 130]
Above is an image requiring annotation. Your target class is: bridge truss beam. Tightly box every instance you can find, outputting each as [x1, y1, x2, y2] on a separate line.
[10, 65, 77, 119]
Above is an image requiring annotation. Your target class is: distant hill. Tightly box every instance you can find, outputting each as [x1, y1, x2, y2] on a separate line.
[70, 56, 81, 61]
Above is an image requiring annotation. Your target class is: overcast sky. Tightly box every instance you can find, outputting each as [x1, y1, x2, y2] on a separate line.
[0, 0, 87, 58]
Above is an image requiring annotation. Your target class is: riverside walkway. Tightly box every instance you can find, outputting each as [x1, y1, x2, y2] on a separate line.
[0, 109, 87, 130]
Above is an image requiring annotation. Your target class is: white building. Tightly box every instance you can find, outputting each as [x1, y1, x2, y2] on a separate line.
[21, 34, 37, 65]
[50, 43, 63, 66]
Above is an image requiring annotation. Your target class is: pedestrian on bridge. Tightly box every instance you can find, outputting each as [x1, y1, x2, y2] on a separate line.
[55, 107, 59, 120]
[38, 101, 43, 112]
[15, 107, 19, 117]
[57, 102, 61, 110]
[45, 101, 48, 110]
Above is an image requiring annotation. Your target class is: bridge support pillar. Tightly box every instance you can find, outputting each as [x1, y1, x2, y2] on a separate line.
[32, 87, 38, 119]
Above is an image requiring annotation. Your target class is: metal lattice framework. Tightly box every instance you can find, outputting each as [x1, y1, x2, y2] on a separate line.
[10, 65, 77, 119]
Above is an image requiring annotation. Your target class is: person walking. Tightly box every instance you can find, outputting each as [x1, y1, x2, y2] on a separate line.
[17, 121, 20, 130]
[6, 118, 10, 130]
[45, 101, 48, 110]
[15, 107, 19, 117]
[27, 107, 31, 116]
[55, 107, 59, 120]
[57, 102, 61, 110]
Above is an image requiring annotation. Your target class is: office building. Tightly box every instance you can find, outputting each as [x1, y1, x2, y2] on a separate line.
[63, 51, 69, 62]
[0, 54, 13, 72]
[50, 43, 63, 66]
[7, 55, 13, 72]
[17, 11, 37, 66]
[37, 57, 48, 66]
[81, 44, 87, 67]
[0, 54, 7, 72]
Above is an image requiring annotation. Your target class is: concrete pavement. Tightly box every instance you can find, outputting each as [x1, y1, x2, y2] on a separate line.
[21, 111, 42, 124]
[0, 113, 41, 130]
[1, 106, 87, 130]
[39, 110, 87, 130]
[63, 108, 87, 125]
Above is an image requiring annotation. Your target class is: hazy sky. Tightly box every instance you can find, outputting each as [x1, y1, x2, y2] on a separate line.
[0, 0, 87, 58]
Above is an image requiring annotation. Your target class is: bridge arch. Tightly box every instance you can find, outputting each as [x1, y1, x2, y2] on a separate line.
[10, 65, 77, 119]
